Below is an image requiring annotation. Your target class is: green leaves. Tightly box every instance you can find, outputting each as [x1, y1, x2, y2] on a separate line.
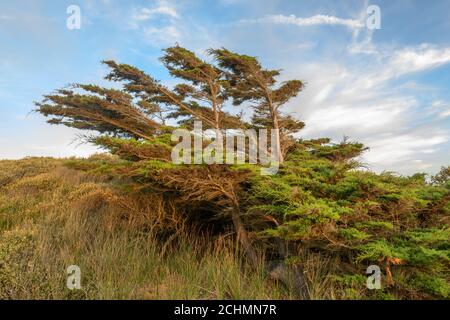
[35, 84, 160, 140]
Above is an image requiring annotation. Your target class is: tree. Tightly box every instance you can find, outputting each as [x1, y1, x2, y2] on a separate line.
[161, 46, 227, 134]
[35, 84, 161, 140]
[34, 46, 450, 298]
[432, 166, 450, 186]
[209, 48, 305, 162]
[101, 59, 218, 129]
[35, 46, 261, 266]
[103, 47, 247, 134]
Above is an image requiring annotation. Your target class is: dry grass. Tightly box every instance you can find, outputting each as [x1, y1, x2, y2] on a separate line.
[0, 157, 300, 300]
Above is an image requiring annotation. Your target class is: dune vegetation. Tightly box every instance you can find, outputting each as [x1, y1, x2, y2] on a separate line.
[1, 153, 448, 299]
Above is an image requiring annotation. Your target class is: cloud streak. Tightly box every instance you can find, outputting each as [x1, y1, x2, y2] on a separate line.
[239, 14, 364, 29]
[132, 3, 179, 21]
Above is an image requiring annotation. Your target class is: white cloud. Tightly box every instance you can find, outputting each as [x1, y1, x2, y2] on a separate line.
[129, 1, 181, 45]
[240, 14, 364, 29]
[132, 4, 179, 21]
[439, 110, 450, 118]
[364, 131, 448, 170]
[340, 45, 450, 96]
[143, 25, 181, 44]
[430, 101, 450, 118]
[285, 43, 450, 174]
[348, 30, 378, 55]
[302, 100, 412, 135]
[382, 45, 450, 80]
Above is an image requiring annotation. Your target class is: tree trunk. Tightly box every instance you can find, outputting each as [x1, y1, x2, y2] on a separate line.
[230, 205, 259, 268]
[271, 111, 284, 163]
[265, 92, 284, 164]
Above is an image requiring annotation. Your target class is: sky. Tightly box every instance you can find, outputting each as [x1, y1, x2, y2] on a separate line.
[0, 0, 449, 175]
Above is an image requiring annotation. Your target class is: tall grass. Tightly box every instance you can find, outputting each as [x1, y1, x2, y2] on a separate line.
[1, 157, 298, 299]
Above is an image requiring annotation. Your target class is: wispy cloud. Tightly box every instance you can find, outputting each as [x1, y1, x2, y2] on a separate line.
[389, 45, 450, 76]
[132, 3, 179, 21]
[239, 14, 364, 29]
[143, 25, 181, 44]
[430, 101, 450, 118]
[129, 1, 180, 45]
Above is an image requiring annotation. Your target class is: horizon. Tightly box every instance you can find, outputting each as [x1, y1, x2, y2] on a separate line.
[1, 0, 450, 175]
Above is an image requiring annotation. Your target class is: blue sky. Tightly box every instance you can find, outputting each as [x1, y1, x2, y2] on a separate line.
[1, 0, 449, 175]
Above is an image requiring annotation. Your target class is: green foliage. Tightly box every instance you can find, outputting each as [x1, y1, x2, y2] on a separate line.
[432, 166, 450, 186]
[339, 228, 370, 240]
[243, 139, 450, 299]
[412, 273, 449, 298]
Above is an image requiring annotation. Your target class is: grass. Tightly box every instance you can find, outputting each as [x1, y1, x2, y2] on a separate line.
[0, 157, 297, 300]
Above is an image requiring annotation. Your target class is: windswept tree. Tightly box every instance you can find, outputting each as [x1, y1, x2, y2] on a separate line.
[34, 45, 310, 270]
[103, 47, 246, 134]
[35, 84, 161, 140]
[101, 59, 219, 129]
[161, 46, 243, 133]
[210, 48, 305, 162]
[34, 46, 268, 267]
[34, 46, 450, 298]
